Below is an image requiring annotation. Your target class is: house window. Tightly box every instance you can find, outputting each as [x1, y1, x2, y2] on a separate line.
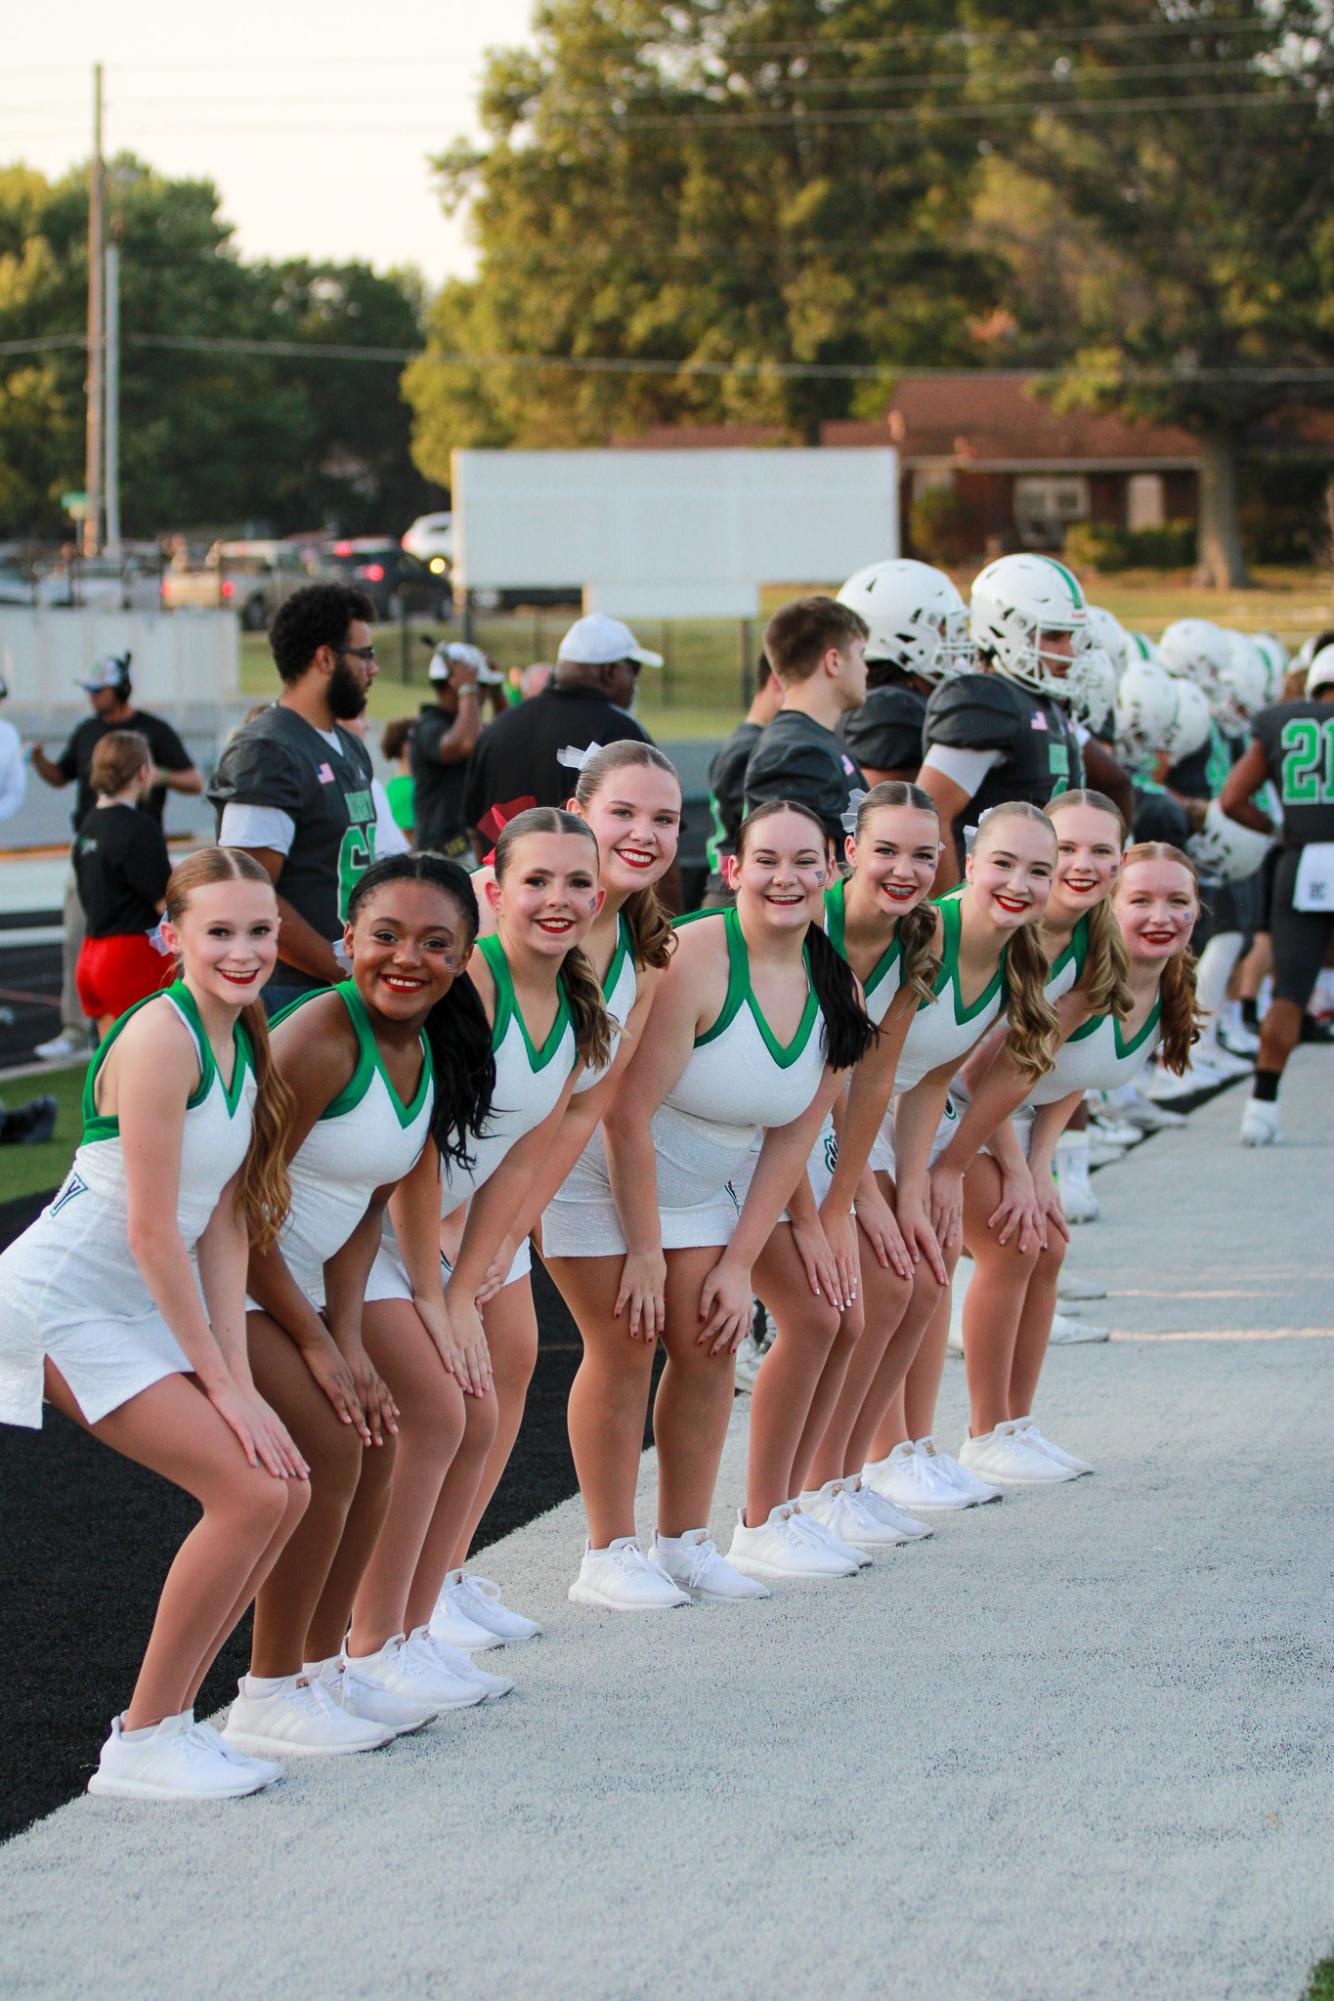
[1014, 476, 1090, 549]
[1127, 473, 1166, 531]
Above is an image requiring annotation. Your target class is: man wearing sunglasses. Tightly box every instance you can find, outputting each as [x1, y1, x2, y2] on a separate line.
[209, 583, 381, 1013]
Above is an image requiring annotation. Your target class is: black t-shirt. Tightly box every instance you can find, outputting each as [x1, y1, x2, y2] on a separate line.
[704, 719, 763, 893]
[924, 671, 1083, 856]
[409, 701, 470, 858]
[463, 685, 650, 839]
[209, 705, 376, 991]
[57, 710, 194, 829]
[72, 803, 171, 936]
[838, 681, 927, 779]
[1253, 697, 1334, 846]
[743, 710, 867, 849]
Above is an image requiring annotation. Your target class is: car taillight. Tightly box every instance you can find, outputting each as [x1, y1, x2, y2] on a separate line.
[220, 579, 235, 598]
[360, 563, 385, 582]
[334, 541, 354, 556]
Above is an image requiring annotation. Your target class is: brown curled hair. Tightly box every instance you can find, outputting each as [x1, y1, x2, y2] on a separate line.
[89, 729, 151, 800]
[493, 807, 615, 1072]
[1046, 789, 1134, 1020]
[571, 740, 681, 972]
[970, 801, 1061, 1079]
[1115, 841, 1204, 1073]
[164, 846, 294, 1249]
[852, 780, 943, 1006]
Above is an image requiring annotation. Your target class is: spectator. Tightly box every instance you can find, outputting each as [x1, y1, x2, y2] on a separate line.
[72, 730, 173, 1040]
[29, 652, 202, 1062]
[344, 713, 410, 860]
[743, 597, 869, 851]
[208, 582, 379, 1014]
[410, 642, 501, 860]
[702, 654, 783, 907]
[380, 717, 416, 844]
[0, 671, 26, 827]
[463, 614, 660, 858]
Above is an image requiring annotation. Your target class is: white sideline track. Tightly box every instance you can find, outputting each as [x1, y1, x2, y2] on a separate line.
[2, 1057, 1331, 2001]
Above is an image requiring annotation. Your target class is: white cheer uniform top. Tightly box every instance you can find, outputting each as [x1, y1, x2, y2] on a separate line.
[896, 890, 1009, 1092]
[542, 915, 641, 1258]
[268, 980, 434, 1305]
[1029, 998, 1162, 1104]
[0, 982, 256, 1429]
[572, 913, 635, 1094]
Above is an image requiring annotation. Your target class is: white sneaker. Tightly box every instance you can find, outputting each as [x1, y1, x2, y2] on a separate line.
[223, 1673, 392, 1757]
[309, 1654, 435, 1737]
[650, 1528, 771, 1601]
[346, 1633, 479, 1712]
[88, 1710, 276, 1801]
[850, 1476, 934, 1539]
[1053, 1135, 1097, 1222]
[915, 1436, 1003, 1504]
[1240, 1097, 1281, 1147]
[732, 1329, 768, 1393]
[945, 1284, 966, 1354]
[799, 1477, 926, 1548]
[791, 1502, 872, 1567]
[863, 1439, 974, 1511]
[568, 1537, 691, 1611]
[1219, 1011, 1260, 1057]
[1048, 1309, 1110, 1344]
[1058, 1272, 1107, 1302]
[405, 1625, 513, 1702]
[1087, 1135, 1127, 1169]
[958, 1424, 1079, 1485]
[1012, 1416, 1093, 1477]
[188, 1716, 284, 1786]
[441, 1570, 542, 1644]
[428, 1581, 506, 1652]
[1195, 1038, 1253, 1081]
[1088, 1113, 1143, 1149]
[35, 1032, 89, 1063]
[1118, 1090, 1187, 1131]
[728, 1503, 859, 1579]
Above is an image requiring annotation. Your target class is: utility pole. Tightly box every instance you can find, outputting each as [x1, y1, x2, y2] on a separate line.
[104, 239, 121, 555]
[83, 62, 105, 559]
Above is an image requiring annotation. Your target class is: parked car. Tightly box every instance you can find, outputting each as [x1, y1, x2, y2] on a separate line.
[35, 553, 163, 611]
[323, 541, 452, 621]
[401, 511, 453, 564]
[161, 539, 311, 628]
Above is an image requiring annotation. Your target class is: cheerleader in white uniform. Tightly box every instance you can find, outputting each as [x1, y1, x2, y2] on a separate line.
[0, 848, 308, 1801]
[229, 854, 505, 1760]
[592, 801, 875, 1602]
[362, 808, 614, 1642]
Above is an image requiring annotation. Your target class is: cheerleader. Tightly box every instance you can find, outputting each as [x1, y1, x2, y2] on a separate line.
[363, 807, 615, 1643]
[225, 853, 503, 1761]
[586, 800, 875, 1602]
[0, 848, 308, 1801]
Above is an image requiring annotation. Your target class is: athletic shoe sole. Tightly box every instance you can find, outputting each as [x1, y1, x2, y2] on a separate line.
[88, 1771, 270, 1800]
[222, 1728, 393, 1758]
[567, 1581, 690, 1611]
[727, 1556, 859, 1580]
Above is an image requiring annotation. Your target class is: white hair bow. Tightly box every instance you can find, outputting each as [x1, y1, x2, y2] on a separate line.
[556, 742, 604, 773]
[841, 788, 868, 836]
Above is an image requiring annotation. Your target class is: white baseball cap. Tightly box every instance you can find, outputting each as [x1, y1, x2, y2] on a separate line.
[77, 652, 131, 693]
[428, 641, 504, 686]
[1306, 644, 1334, 696]
[557, 613, 663, 669]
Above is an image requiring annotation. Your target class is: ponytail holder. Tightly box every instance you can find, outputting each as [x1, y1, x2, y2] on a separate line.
[962, 823, 980, 855]
[841, 787, 867, 836]
[147, 921, 171, 957]
[556, 742, 603, 774]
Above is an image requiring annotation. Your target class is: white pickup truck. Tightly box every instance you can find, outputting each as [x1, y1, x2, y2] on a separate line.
[160, 539, 311, 629]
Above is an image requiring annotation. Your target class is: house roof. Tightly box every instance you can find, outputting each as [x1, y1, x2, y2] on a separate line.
[874, 374, 1199, 470]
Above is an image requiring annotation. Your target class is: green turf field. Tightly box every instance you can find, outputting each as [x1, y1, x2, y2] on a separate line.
[0, 1065, 86, 1207]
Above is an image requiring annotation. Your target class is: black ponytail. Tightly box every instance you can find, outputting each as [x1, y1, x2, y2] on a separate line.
[347, 852, 496, 1169]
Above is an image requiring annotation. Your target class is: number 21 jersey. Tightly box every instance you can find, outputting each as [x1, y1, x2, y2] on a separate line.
[1251, 698, 1334, 847]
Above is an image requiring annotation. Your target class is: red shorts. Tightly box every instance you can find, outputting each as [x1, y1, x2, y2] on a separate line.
[75, 933, 176, 1021]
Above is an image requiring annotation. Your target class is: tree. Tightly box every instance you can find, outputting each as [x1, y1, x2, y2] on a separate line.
[960, 0, 1334, 586]
[405, 0, 1002, 477]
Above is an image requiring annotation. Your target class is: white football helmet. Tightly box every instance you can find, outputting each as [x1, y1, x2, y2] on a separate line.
[1250, 631, 1289, 704]
[837, 559, 970, 684]
[1162, 678, 1212, 765]
[1116, 654, 1178, 765]
[1086, 605, 1130, 678]
[1157, 619, 1233, 714]
[1214, 632, 1270, 733]
[1065, 647, 1117, 732]
[969, 553, 1090, 698]
[1187, 798, 1274, 884]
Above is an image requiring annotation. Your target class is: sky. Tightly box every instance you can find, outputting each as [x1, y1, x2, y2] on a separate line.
[4, 0, 539, 282]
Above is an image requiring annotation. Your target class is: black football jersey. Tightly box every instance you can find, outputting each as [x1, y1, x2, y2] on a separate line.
[924, 672, 1082, 854]
[838, 683, 926, 778]
[705, 719, 763, 891]
[1165, 720, 1234, 802]
[743, 710, 867, 849]
[1252, 698, 1334, 846]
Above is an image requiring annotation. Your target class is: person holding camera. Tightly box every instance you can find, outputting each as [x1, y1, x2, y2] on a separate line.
[409, 643, 503, 860]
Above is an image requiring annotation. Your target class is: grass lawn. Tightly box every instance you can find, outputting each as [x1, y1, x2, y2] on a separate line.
[0, 1063, 86, 1208]
[1306, 1958, 1334, 2001]
[239, 566, 1332, 742]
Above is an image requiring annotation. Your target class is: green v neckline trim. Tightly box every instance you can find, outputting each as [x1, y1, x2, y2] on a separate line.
[824, 877, 902, 998]
[480, 932, 572, 1071]
[602, 914, 631, 1001]
[285, 981, 430, 1127]
[1068, 996, 1162, 1057]
[928, 892, 1005, 1022]
[81, 979, 252, 1142]
[1046, 912, 1089, 990]
[695, 905, 819, 1067]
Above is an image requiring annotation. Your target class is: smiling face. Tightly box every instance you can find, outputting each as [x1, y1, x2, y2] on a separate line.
[163, 877, 280, 1009]
[966, 815, 1057, 929]
[573, 764, 682, 899]
[346, 878, 471, 1021]
[1114, 857, 1198, 963]
[845, 804, 940, 921]
[1048, 802, 1123, 919]
[491, 831, 604, 958]
[728, 808, 829, 929]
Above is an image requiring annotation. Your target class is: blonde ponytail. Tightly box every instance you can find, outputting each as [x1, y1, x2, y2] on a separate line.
[1002, 922, 1061, 1079]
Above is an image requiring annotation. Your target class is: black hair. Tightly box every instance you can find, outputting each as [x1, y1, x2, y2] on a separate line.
[269, 582, 376, 685]
[346, 851, 496, 1171]
[735, 800, 876, 1073]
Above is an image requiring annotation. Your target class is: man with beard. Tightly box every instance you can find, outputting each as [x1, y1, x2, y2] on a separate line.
[210, 584, 379, 1013]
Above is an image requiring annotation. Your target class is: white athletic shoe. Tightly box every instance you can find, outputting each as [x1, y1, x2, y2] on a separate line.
[732, 1329, 768, 1393]
[728, 1503, 859, 1580]
[1086, 1135, 1127, 1169]
[863, 1440, 972, 1511]
[88, 1710, 277, 1801]
[791, 1502, 872, 1567]
[223, 1673, 392, 1758]
[187, 1717, 284, 1786]
[1240, 1097, 1282, 1147]
[308, 1654, 435, 1737]
[1012, 1417, 1093, 1477]
[1117, 1089, 1187, 1132]
[1048, 1309, 1110, 1345]
[1219, 1011, 1260, 1057]
[798, 1477, 925, 1548]
[428, 1582, 506, 1652]
[845, 1474, 933, 1539]
[1053, 1134, 1098, 1223]
[915, 1436, 1004, 1504]
[650, 1528, 771, 1602]
[958, 1424, 1078, 1485]
[1058, 1271, 1107, 1301]
[1195, 1038, 1254, 1081]
[441, 1570, 542, 1645]
[1090, 1113, 1143, 1148]
[568, 1537, 691, 1611]
[1147, 1054, 1230, 1100]
[35, 1032, 89, 1063]
[406, 1625, 513, 1702]
[346, 1633, 479, 1713]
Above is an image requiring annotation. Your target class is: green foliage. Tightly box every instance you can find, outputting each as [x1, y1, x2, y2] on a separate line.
[1304, 1956, 1334, 2001]
[1063, 520, 1197, 574]
[909, 485, 985, 566]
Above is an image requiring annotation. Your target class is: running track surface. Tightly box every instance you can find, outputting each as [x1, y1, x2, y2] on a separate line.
[1, 1057, 1330, 2001]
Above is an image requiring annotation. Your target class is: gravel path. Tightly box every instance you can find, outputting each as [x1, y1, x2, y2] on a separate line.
[2, 1055, 1330, 2001]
